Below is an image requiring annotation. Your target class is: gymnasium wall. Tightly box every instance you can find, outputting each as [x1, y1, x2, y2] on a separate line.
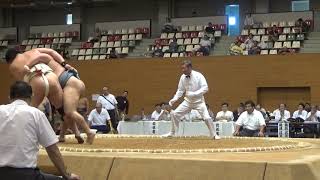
[1, 54, 320, 115]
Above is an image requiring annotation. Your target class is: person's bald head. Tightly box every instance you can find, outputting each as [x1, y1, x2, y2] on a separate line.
[96, 102, 103, 113]
[102, 87, 109, 95]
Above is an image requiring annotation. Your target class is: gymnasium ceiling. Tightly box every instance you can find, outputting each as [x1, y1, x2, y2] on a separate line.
[0, 0, 116, 8]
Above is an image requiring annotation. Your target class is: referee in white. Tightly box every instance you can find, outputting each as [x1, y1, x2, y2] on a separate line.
[165, 60, 220, 139]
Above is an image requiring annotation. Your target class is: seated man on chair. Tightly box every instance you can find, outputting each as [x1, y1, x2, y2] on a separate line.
[273, 103, 291, 122]
[233, 100, 266, 137]
[88, 103, 112, 133]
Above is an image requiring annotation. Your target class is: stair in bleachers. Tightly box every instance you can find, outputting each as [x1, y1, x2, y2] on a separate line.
[212, 35, 236, 56]
[127, 38, 155, 58]
[300, 32, 320, 53]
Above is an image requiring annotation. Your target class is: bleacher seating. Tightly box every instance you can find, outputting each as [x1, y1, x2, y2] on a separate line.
[19, 31, 79, 52]
[238, 19, 312, 55]
[151, 24, 225, 58]
[72, 27, 149, 60]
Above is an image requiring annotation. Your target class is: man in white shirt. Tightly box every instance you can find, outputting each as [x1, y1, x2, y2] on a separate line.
[216, 103, 234, 121]
[88, 103, 113, 133]
[97, 87, 119, 132]
[165, 60, 220, 139]
[273, 104, 291, 122]
[234, 100, 266, 137]
[151, 104, 163, 121]
[292, 103, 308, 121]
[0, 81, 80, 180]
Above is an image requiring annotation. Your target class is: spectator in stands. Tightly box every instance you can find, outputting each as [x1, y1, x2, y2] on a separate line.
[295, 18, 309, 33]
[0, 81, 80, 180]
[205, 22, 214, 34]
[216, 103, 234, 121]
[162, 18, 177, 33]
[153, 44, 164, 57]
[292, 103, 308, 121]
[109, 47, 119, 59]
[116, 90, 129, 121]
[248, 41, 261, 55]
[233, 100, 266, 137]
[233, 103, 245, 121]
[151, 104, 163, 121]
[88, 102, 112, 133]
[258, 40, 268, 49]
[197, 35, 211, 56]
[60, 45, 70, 59]
[167, 37, 178, 53]
[305, 103, 312, 112]
[230, 41, 244, 55]
[244, 14, 254, 29]
[273, 104, 291, 122]
[278, 46, 292, 55]
[306, 105, 320, 122]
[244, 33, 255, 50]
[269, 25, 279, 42]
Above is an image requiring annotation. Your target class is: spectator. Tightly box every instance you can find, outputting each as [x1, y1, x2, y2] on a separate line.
[244, 14, 254, 29]
[305, 103, 311, 112]
[158, 103, 172, 121]
[273, 103, 291, 122]
[248, 41, 261, 55]
[306, 105, 320, 122]
[244, 33, 255, 50]
[230, 41, 244, 55]
[162, 18, 177, 33]
[116, 90, 129, 121]
[97, 87, 119, 132]
[216, 103, 234, 121]
[269, 25, 279, 42]
[88, 103, 113, 134]
[233, 102, 245, 121]
[151, 104, 163, 121]
[292, 103, 308, 121]
[258, 40, 268, 49]
[167, 37, 178, 53]
[256, 104, 268, 119]
[205, 22, 214, 34]
[153, 44, 164, 57]
[197, 35, 211, 56]
[109, 47, 119, 59]
[278, 46, 292, 55]
[0, 81, 80, 180]
[295, 18, 309, 33]
[233, 100, 266, 137]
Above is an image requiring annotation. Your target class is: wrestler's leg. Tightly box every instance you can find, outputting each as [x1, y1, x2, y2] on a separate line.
[63, 77, 95, 144]
[46, 73, 63, 109]
[29, 76, 46, 107]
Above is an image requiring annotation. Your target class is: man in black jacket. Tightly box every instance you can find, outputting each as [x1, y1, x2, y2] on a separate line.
[116, 91, 129, 121]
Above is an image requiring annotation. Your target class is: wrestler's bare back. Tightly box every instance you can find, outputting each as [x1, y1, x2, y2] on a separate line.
[9, 49, 65, 80]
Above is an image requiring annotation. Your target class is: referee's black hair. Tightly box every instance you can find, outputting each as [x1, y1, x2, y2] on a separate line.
[10, 81, 32, 100]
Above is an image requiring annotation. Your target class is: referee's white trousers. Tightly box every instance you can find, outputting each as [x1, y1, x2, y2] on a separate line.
[170, 100, 217, 137]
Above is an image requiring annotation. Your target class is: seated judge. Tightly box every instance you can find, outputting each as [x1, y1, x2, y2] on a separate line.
[151, 104, 163, 121]
[273, 104, 291, 122]
[216, 103, 234, 121]
[233, 100, 266, 137]
[306, 105, 320, 122]
[88, 102, 113, 133]
[292, 103, 308, 121]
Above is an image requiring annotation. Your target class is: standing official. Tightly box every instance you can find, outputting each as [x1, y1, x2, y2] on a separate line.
[165, 60, 220, 139]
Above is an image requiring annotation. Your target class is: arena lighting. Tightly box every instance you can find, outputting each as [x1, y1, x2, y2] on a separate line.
[229, 16, 236, 26]
[67, 2, 72, 5]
